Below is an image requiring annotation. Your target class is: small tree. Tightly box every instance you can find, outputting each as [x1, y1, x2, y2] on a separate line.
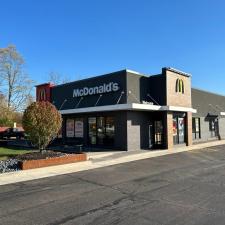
[22, 102, 62, 152]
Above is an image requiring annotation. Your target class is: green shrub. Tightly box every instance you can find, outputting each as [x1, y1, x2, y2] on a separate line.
[22, 102, 62, 152]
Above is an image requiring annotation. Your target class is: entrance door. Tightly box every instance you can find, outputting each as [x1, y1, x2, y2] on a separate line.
[148, 123, 153, 149]
[97, 117, 105, 145]
[154, 121, 163, 148]
[178, 117, 185, 143]
[88, 117, 97, 145]
[173, 114, 186, 145]
[209, 117, 219, 138]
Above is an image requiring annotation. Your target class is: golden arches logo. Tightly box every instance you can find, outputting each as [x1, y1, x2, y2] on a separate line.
[39, 89, 46, 101]
[176, 79, 184, 94]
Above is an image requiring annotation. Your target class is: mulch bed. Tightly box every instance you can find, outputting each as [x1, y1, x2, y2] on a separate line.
[15, 151, 71, 161]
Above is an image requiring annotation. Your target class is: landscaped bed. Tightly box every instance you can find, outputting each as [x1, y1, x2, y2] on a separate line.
[0, 148, 87, 173]
[0, 147, 34, 173]
[17, 151, 87, 170]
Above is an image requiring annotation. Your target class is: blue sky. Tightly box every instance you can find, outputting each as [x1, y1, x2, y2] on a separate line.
[1, 0, 225, 95]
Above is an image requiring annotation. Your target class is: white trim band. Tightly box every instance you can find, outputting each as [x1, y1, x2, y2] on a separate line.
[59, 103, 197, 115]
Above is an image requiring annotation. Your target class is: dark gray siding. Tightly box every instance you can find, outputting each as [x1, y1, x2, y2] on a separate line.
[52, 70, 167, 111]
[149, 74, 166, 105]
[126, 72, 166, 105]
[115, 111, 127, 150]
[192, 88, 225, 117]
[192, 88, 225, 143]
[126, 111, 150, 150]
[126, 72, 149, 104]
[219, 118, 225, 139]
[126, 111, 167, 150]
[51, 71, 127, 110]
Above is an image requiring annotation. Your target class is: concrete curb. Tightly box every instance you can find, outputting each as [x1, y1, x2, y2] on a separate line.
[0, 140, 225, 186]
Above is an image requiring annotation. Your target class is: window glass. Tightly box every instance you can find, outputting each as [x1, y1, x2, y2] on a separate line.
[195, 118, 199, 132]
[105, 117, 115, 146]
[97, 117, 105, 145]
[173, 114, 186, 144]
[75, 118, 84, 138]
[173, 118, 178, 136]
[66, 119, 74, 137]
[173, 118, 178, 144]
[178, 118, 185, 143]
[192, 118, 195, 133]
[105, 117, 115, 137]
[209, 118, 218, 137]
[192, 118, 201, 139]
[154, 121, 163, 145]
[88, 117, 97, 144]
[88, 116, 115, 146]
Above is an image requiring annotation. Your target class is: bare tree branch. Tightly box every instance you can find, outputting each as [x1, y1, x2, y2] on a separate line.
[0, 45, 35, 111]
[47, 71, 71, 85]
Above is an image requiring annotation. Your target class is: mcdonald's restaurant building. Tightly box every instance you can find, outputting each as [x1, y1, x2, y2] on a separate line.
[36, 67, 225, 151]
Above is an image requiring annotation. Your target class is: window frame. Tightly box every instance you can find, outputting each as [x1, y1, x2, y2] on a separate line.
[192, 117, 201, 140]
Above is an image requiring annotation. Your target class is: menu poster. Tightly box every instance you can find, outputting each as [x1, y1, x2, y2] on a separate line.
[75, 119, 84, 138]
[66, 119, 74, 137]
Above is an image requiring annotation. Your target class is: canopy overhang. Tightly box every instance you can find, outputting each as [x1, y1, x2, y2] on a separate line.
[59, 103, 197, 115]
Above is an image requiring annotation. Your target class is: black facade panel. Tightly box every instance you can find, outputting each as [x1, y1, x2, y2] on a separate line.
[126, 72, 166, 105]
[126, 72, 150, 103]
[51, 71, 127, 110]
[149, 75, 166, 105]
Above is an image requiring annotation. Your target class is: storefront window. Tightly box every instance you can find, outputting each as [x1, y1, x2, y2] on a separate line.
[209, 118, 218, 137]
[154, 121, 163, 145]
[66, 119, 75, 137]
[75, 118, 84, 138]
[178, 118, 185, 143]
[88, 116, 115, 146]
[97, 117, 105, 145]
[192, 118, 201, 139]
[66, 118, 84, 139]
[173, 118, 178, 144]
[105, 117, 115, 146]
[173, 114, 186, 145]
[88, 117, 97, 144]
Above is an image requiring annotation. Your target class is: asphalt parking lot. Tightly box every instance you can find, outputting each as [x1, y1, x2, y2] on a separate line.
[1, 145, 225, 225]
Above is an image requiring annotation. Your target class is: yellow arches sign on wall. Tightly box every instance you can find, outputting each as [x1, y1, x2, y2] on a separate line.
[176, 79, 184, 94]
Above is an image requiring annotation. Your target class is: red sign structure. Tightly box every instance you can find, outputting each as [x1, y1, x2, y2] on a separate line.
[36, 83, 54, 102]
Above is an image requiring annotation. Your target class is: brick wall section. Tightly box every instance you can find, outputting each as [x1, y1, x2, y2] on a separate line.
[186, 112, 193, 146]
[165, 70, 192, 108]
[166, 112, 173, 149]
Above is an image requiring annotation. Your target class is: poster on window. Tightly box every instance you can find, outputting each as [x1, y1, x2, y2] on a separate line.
[195, 118, 199, 132]
[66, 119, 74, 137]
[173, 119, 177, 136]
[75, 119, 83, 138]
[178, 118, 184, 136]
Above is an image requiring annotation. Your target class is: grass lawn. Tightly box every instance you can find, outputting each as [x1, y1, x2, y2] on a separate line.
[0, 147, 33, 160]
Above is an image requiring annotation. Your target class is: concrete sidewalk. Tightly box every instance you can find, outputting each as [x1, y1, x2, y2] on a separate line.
[0, 140, 225, 186]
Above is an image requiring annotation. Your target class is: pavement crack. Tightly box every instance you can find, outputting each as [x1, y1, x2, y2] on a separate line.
[46, 196, 131, 225]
